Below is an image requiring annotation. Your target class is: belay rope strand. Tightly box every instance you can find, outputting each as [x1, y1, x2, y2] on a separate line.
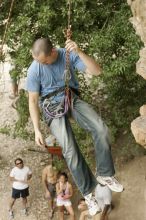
[64, 0, 72, 88]
[63, 0, 72, 107]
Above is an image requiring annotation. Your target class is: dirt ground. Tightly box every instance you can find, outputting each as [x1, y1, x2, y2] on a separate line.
[0, 93, 146, 220]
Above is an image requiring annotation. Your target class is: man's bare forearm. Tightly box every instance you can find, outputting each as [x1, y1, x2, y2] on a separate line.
[29, 100, 40, 132]
[10, 177, 19, 182]
[78, 49, 101, 76]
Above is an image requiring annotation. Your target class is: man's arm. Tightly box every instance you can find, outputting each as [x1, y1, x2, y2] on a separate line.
[28, 91, 45, 147]
[65, 39, 102, 76]
[10, 177, 19, 182]
[10, 177, 26, 184]
[27, 174, 32, 180]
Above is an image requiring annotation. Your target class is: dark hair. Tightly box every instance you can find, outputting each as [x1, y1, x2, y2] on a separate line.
[14, 158, 23, 165]
[32, 38, 53, 57]
[58, 172, 68, 181]
[78, 198, 85, 204]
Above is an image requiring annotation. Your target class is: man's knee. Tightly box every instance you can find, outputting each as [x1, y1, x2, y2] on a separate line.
[94, 122, 110, 140]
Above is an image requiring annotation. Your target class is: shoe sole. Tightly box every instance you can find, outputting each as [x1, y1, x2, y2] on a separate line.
[97, 177, 124, 192]
[106, 183, 124, 192]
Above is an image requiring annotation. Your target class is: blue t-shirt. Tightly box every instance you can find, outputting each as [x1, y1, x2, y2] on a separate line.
[26, 48, 86, 102]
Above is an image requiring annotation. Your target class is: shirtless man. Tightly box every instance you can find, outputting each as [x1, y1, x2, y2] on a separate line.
[42, 165, 57, 218]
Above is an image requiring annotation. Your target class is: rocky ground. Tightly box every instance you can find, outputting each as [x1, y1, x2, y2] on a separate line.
[0, 93, 146, 220]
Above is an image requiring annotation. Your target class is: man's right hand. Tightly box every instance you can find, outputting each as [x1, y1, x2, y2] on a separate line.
[35, 130, 45, 147]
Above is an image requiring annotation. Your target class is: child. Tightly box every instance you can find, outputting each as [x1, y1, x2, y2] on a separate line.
[56, 172, 75, 220]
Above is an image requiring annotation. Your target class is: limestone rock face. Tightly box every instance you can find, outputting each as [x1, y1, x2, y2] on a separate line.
[129, 0, 146, 146]
[131, 117, 146, 147]
[139, 105, 146, 116]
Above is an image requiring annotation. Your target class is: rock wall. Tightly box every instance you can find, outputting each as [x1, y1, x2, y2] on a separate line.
[128, 0, 146, 147]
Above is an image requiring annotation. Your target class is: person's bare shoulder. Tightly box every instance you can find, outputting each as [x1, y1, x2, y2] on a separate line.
[42, 165, 57, 175]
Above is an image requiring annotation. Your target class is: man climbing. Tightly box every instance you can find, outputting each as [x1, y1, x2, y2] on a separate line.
[26, 38, 123, 216]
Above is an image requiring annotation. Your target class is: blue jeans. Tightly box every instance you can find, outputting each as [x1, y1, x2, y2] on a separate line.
[46, 98, 115, 196]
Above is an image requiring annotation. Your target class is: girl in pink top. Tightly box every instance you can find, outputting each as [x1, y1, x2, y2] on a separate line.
[56, 172, 75, 220]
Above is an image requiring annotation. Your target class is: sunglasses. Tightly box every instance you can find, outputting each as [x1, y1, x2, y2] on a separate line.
[15, 161, 23, 165]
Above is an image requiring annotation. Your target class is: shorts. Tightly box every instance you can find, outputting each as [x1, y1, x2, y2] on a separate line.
[47, 183, 56, 199]
[12, 187, 29, 199]
[56, 198, 72, 207]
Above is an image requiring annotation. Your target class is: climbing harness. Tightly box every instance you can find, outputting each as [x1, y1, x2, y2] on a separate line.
[42, 0, 74, 123]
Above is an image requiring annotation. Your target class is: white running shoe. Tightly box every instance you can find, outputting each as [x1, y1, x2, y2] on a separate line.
[85, 193, 101, 216]
[97, 176, 123, 192]
[9, 210, 14, 219]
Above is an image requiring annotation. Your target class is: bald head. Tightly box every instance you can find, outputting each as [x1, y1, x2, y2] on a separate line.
[32, 38, 53, 57]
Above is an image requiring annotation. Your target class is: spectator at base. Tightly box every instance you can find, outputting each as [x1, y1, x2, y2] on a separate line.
[56, 172, 75, 220]
[42, 165, 57, 219]
[9, 158, 32, 219]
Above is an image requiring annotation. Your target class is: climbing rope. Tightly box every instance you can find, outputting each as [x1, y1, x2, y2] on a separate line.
[64, 0, 72, 88]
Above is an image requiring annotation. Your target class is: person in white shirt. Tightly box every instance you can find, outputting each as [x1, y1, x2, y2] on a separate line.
[9, 158, 32, 219]
[95, 184, 112, 220]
